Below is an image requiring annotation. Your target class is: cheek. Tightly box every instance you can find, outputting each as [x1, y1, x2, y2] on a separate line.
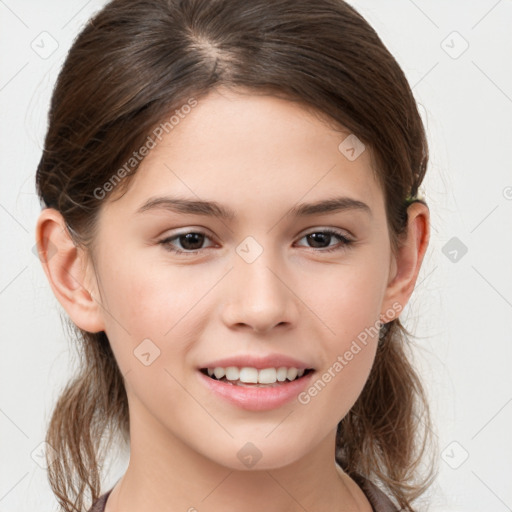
[109, 256, 200, 328]
[312, 259, 387, 345]
[96, 256, 205, 375]
[301, 348, 376, 434]
[300, 257, 386, 409]
[300, 286, 380, 425]
[97, 265, 200, 420]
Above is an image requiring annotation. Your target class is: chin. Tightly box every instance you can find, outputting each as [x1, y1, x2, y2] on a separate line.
[200, 436, 308, 472]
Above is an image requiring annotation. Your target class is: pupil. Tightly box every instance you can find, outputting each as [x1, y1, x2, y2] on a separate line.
[308, 233, 330, 248]
[180, 233, 204, 250]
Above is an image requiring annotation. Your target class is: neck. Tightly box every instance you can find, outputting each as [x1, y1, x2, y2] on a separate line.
[104, 400, 370, 512]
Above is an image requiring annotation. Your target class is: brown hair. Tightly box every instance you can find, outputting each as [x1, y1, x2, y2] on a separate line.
[36, 0, 436, 510]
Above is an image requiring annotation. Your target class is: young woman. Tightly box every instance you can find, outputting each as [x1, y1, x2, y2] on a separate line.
[35, 0, 436, 511]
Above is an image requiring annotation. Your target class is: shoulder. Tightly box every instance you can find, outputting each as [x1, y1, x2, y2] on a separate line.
[87, 488, 113, 512]
[351, 473, 400, 512]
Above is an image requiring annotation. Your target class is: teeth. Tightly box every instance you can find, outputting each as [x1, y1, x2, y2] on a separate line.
[225, 366, 240, 381]
[276, 367, 287, 382]
[258, 368, 277, 384]
[204, 366, 308, 384]
[239, 367, 258, 383]
[287, 368, 298, 381]
[213, 367, 225, 379]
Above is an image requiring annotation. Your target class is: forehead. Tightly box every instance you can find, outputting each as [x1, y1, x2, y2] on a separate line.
[103, 88, 384, 219]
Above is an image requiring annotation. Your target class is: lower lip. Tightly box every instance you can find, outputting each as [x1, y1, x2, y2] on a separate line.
[198, 371, 314, 411]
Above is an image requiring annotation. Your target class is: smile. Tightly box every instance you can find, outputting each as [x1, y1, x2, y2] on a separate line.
[200, 366, 313, 386]
[198, 366, 316, 411]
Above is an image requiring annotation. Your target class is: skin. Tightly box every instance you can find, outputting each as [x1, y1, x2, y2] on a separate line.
[36, 87, 429, 512]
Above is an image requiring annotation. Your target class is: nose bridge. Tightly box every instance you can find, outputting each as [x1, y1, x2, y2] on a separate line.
[222, 236, 296, 331]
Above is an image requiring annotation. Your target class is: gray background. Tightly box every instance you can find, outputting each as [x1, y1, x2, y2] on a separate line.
[1, 0, 511, 510]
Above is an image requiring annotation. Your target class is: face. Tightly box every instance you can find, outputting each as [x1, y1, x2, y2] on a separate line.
[86, 87, 398, 470]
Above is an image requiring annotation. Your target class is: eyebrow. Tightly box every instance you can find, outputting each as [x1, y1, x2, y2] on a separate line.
[135, 195, 371, 219]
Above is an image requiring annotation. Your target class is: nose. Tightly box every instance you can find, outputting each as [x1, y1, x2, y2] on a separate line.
[220, 251, 299, 334]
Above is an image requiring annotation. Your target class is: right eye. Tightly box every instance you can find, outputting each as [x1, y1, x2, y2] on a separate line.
[159, 230, 216, 255]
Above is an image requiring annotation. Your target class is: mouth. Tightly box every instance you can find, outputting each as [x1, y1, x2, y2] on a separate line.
[199, 366, 315, 387]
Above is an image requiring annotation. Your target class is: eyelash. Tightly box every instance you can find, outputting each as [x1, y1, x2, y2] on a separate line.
[158, 229, 354, 256]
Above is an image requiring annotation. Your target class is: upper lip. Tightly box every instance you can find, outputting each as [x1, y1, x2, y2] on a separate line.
[199, 354, 314, 370]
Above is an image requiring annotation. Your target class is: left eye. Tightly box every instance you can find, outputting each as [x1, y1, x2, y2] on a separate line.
[159, 229, 353, 255]
[295, 229, 353, 252]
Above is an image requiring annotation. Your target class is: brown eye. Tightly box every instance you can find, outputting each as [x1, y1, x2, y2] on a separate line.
[159, 231, 215, 255]
[296, 229, 353, 252]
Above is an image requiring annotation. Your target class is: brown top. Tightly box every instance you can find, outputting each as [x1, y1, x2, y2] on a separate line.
[87, 473, 398, 512]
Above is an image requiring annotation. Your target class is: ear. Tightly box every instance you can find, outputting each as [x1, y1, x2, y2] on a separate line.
[35, 208, 105, 333]
[380, 201, 430, 321]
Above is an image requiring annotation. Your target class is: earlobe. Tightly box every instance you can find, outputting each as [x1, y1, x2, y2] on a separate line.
[381, 202, 430, 321]
[35, 208, 105, 333]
